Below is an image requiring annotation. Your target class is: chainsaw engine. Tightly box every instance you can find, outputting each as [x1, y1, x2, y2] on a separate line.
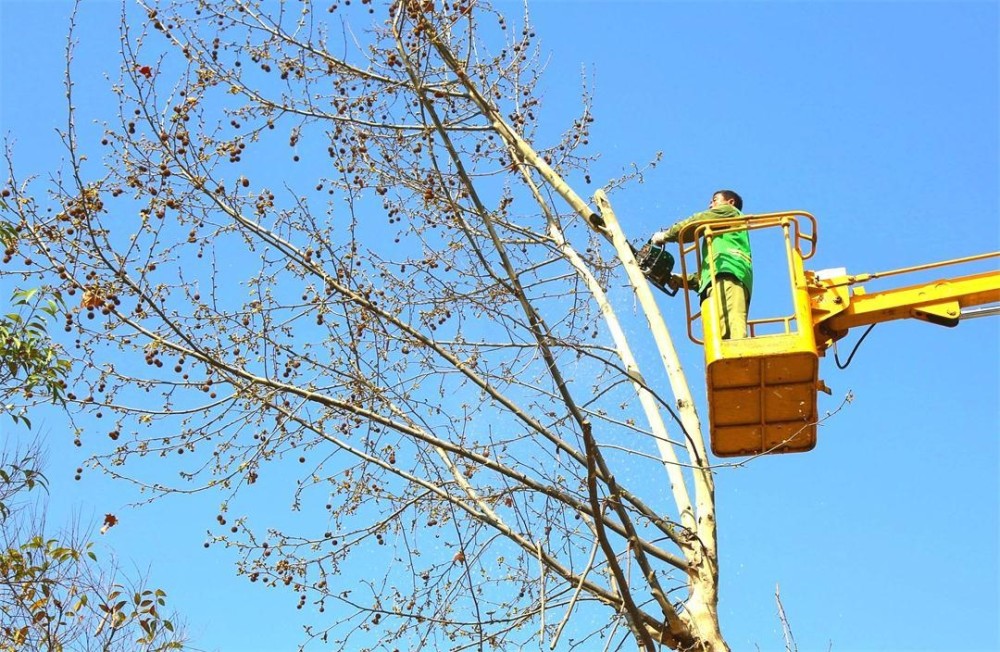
[635, 241, 676, 294]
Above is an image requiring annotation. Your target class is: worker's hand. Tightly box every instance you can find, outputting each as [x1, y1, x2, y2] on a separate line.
[667, 274, 698, 292]
[650, 230, 670, 246]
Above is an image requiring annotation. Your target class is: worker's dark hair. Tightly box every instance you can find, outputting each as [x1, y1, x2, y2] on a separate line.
[714, 189, 743, 211]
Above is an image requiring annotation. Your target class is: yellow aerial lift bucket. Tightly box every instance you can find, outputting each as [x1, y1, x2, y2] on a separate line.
[671, 210, 997, 458]
[677, 212, 821, 457]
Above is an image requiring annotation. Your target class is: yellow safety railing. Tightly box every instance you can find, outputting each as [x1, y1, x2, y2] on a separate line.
[675, 211, 817, 344]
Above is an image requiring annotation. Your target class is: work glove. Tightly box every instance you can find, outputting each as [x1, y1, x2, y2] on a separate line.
[667, 274, 698, 292]
[650, 230, 670, 245]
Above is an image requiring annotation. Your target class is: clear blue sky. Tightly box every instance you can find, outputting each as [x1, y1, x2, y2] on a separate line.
[2, 1, 997, 651]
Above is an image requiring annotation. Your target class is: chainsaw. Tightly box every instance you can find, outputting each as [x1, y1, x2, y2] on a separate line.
[633, 240, 679, 296]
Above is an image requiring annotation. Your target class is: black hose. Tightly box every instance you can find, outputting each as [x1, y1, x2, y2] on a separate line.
[834, 324, 876, 369]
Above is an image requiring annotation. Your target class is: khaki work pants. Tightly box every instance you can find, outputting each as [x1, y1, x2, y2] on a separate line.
[700, 275, 749, 340]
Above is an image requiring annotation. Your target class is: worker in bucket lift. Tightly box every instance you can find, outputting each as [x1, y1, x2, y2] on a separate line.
[651, 190, 753, 339]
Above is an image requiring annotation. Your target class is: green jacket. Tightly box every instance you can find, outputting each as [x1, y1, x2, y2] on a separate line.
[662, 204, 753, 302]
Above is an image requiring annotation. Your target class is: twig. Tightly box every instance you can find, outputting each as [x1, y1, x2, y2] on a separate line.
[776, 583, 797, 652]
[537, 540, 546, 649]
[550, 534, 600, 650]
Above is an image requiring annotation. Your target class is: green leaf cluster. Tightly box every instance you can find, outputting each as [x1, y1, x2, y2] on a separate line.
[0, 288, 71, 425]
[0, 457, 186, 651]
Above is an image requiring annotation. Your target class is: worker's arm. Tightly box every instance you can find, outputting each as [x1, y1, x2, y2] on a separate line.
[652, 205, 740, 244]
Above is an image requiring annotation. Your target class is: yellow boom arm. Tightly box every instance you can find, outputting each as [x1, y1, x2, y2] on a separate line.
[808, 254, 1000, 351]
